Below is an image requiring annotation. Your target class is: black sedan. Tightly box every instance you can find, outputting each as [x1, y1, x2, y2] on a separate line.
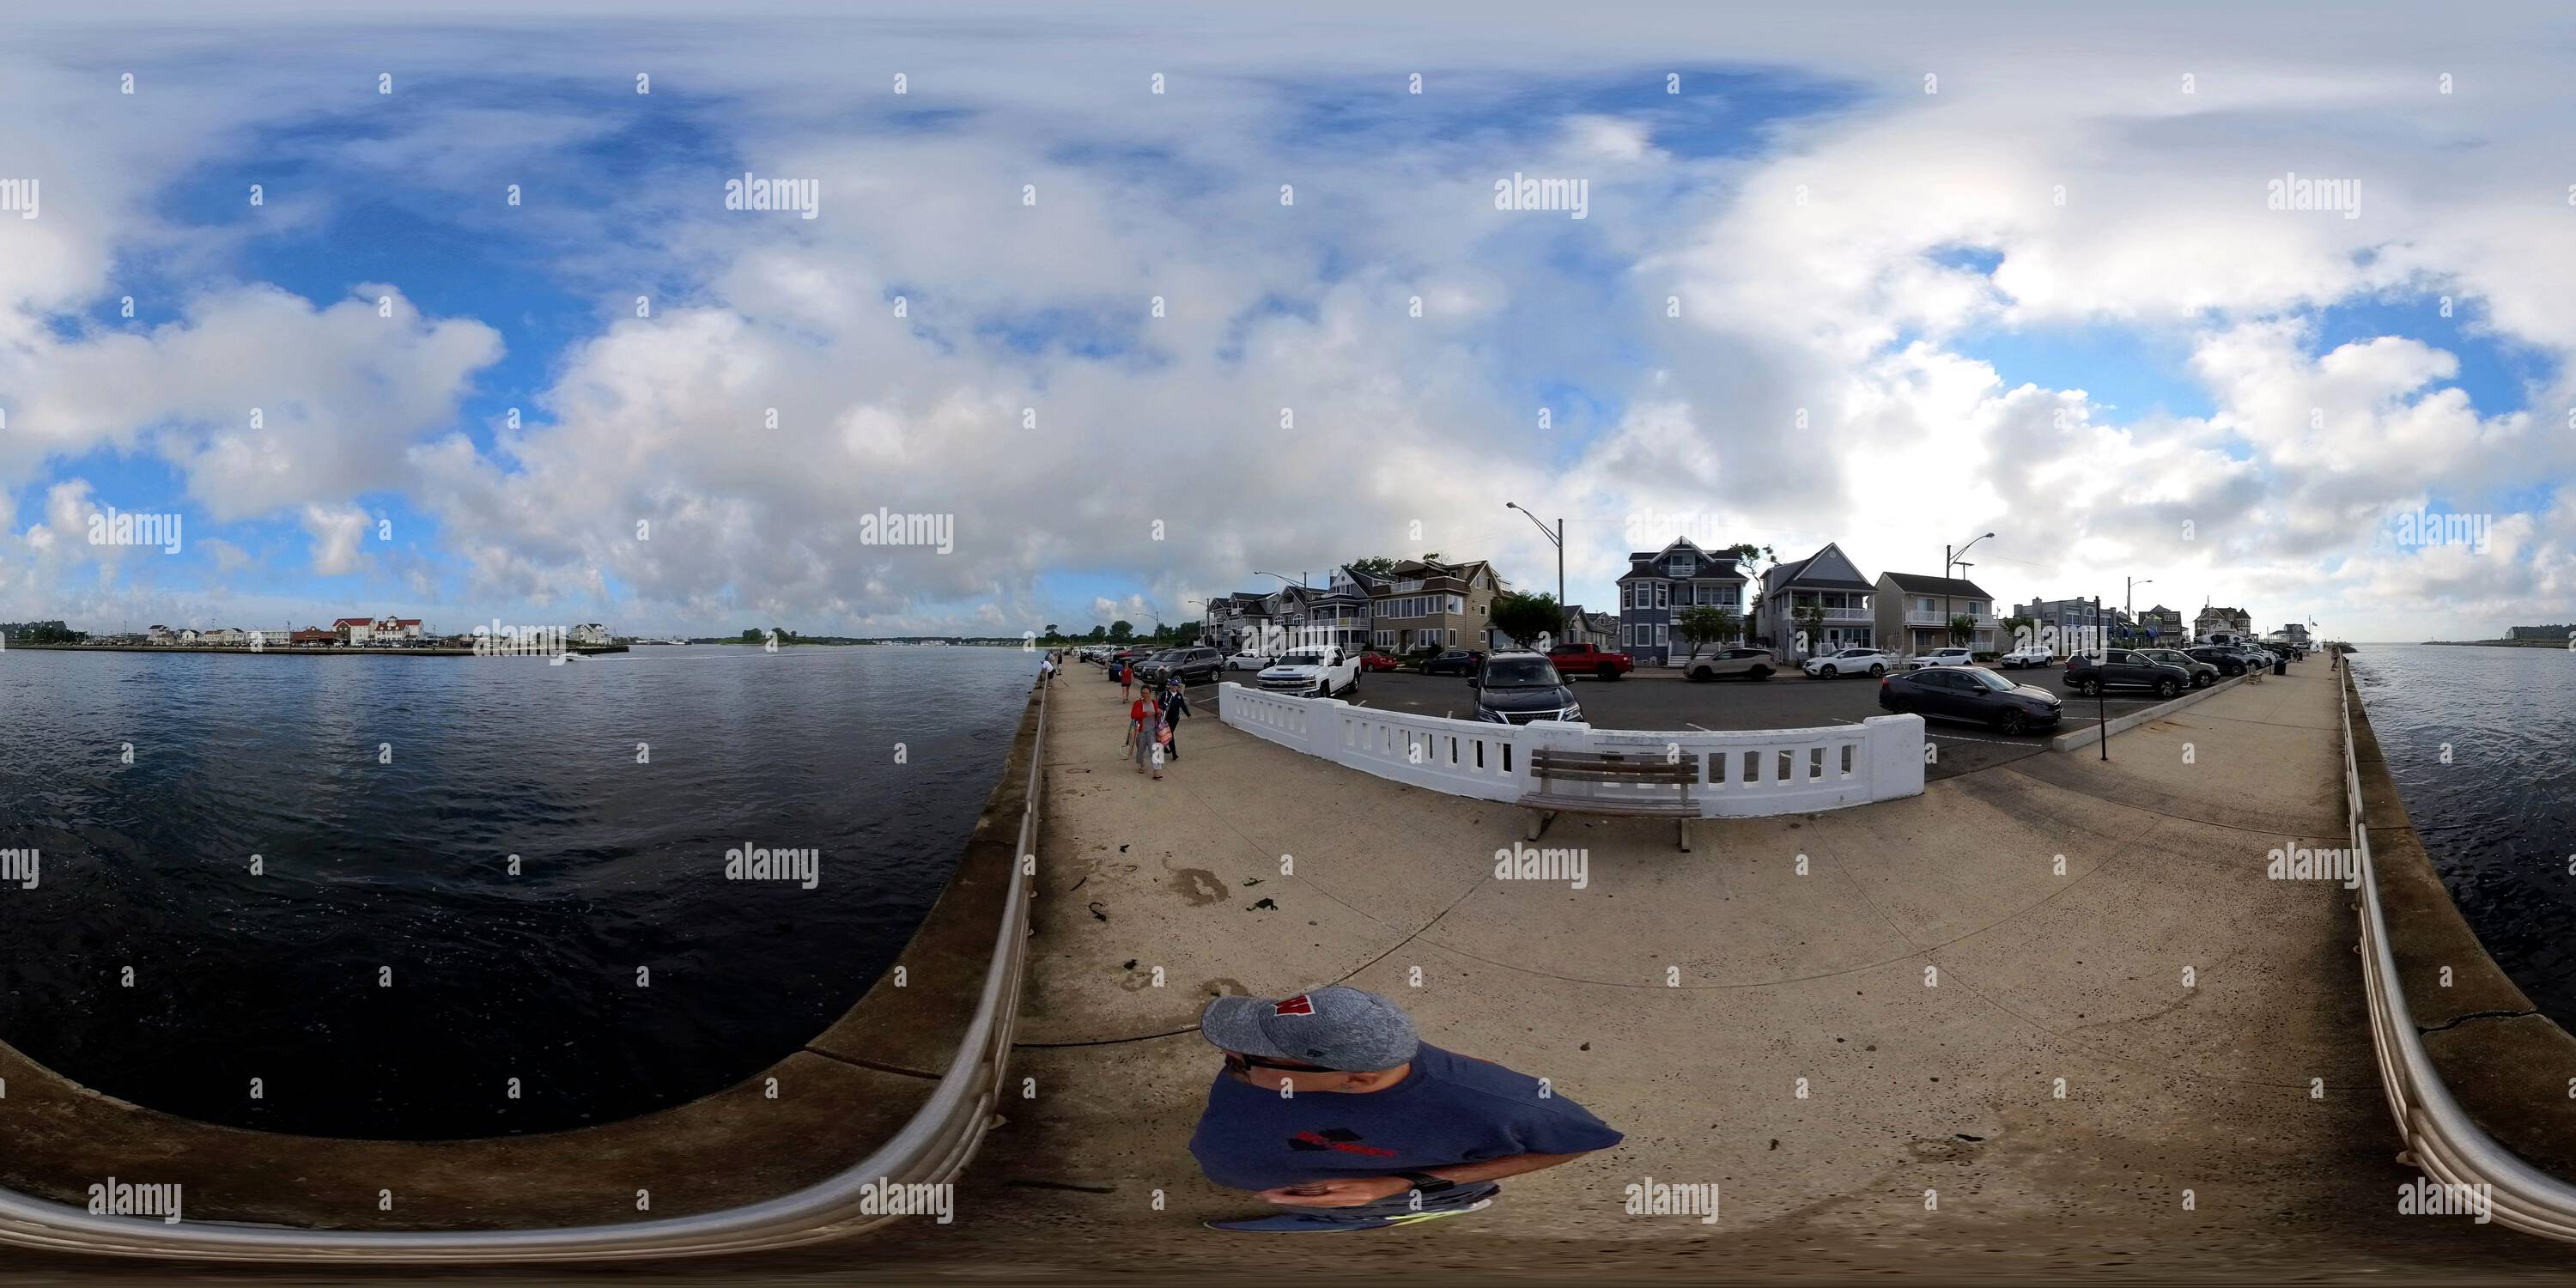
[1419, 648, 1483, 677]
[1878, 665, 2063, 734]
[2184, 645, 2248, 677]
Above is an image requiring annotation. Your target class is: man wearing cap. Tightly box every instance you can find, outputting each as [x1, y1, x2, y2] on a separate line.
[1188, 985, 1622, 1232]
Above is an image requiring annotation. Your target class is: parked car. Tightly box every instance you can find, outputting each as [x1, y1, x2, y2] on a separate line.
[2064, 648, 2189, 698]
[1470, 653, 1582, 726]
[1546, 641, 1634, 681]
[1901, 647, 1977, 671]
[1259, 645, 1360, 697]
[1419, 648, 1482, 677]
[1804, 646, 1897, 678]
[2136, 647, 2220, 689]
[1133, 646, 1223, 687]
[1104, 646, 1151, 678]
[1224, 648, 1271, 671]
[1997, 646, 2053, 669]
[2184, 645, 2249, 677]
[1358, 648, 1402, 672]
[1684, 647, 1777, 682]
[1879, 665, 2063, 734]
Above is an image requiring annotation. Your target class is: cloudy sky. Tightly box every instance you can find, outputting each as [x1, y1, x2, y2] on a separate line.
[0, 0, 2567, 641]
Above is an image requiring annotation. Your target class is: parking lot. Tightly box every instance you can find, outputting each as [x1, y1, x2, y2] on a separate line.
[1183, 658, 2212, 781]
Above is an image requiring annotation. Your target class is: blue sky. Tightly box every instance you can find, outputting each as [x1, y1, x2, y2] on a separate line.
[0, 3, 2571, 641]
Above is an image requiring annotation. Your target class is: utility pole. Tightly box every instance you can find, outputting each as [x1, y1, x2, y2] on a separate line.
[2126, 576, 2152, 649]
[2095, 594, 2110, 762]
[1945, 531, 1996, 653]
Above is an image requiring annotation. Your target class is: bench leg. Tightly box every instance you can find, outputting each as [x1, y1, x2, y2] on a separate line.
[1677, 818, 1692, 853]
[1525, 808, 1552, 842]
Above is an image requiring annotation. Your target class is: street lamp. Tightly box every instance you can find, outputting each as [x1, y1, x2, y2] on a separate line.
[1503, 503, 1565, 620]
[1943, 531, 1995, 652]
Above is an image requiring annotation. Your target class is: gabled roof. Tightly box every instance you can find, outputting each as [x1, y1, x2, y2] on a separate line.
[1619, 538, 1741, 580]
[331, 617, 372, 628]
[1880, 571, 1992, 598]
[1768, 543, 1874, 592]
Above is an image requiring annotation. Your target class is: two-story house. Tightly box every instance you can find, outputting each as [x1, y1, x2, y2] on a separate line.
[2137, 604, 2185, 643]
[1876, 572, 2000, 655]
[1299, 568, 1376, 651]
[2011, 597, 2107, 656]
[1755, 543, 1875, 661]
[2195, 605, 2253, 642]
[1365, 558, 1503, 653]
[1615, 538, 1748, 666]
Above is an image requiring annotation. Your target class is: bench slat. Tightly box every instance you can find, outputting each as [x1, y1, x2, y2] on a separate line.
[1518, 793, 1695, 817]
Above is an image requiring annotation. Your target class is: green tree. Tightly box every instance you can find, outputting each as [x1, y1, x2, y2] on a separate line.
[1108, 620, 1133, 642]
[2001, 614, 2038, 652]
[1794, 603, 1827, 660]
[1086, 624, 1107, 641]
[739, 628, 760, 643]
[1346, 556, 1397, 578]
[1947, 614, 1977, 647]
[1676, 605, 1741, 660]
[1043, 623, 1060, 641]
[1488, 591, 1563, 649]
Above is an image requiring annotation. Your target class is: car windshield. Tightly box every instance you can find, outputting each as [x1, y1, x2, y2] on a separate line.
[1484, 658, 1561, 686]
[1957, 667, 2014, 691]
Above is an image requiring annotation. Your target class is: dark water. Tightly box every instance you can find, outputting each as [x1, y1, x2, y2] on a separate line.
[2349, 644, 2576, 1027]
[0, 644, 1034, 1139]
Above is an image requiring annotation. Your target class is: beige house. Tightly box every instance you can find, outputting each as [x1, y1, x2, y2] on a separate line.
[1358, 558, 1504, 653]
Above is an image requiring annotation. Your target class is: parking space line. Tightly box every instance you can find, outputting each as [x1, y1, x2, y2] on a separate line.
[1926, 732, 2037, 746]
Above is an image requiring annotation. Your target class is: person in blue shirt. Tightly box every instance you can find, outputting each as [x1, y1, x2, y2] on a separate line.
[1188, 986, 1622, 1232]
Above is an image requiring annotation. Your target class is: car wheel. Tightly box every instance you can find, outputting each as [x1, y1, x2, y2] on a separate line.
[1868, 664, 1886, 677]
[1749, 666, 1771, 681]
[1818, 665, 1838, 678]
[2156, 678, 2179, 698]
[1598, 665, 1619, 681]
[1686, 666, 1710, 683]
[2074, 679, 2097, 696]
[1996, 708, 2029, 735]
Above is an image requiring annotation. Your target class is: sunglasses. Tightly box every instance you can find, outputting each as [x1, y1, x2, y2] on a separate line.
[1224, 1050, 1334, 1075]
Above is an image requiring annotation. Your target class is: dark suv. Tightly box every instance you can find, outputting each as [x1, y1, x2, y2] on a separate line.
[2064, 649, 2189, 698]
[1469, 653, 1581, 726]
[2136, 647, 2219, 689]
[2184, 645, 2250, 677]
[1133, 646, 1223, 686]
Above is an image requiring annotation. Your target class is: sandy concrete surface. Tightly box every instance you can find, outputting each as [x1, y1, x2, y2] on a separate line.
[841, 660, 2573, 1279]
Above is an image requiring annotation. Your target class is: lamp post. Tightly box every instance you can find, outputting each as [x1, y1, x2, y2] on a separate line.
[1943, 531, 1995, 652]
[1503, 502, 1565, 613]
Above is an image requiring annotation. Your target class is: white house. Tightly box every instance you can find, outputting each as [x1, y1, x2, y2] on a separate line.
[569, 623, 613, 646]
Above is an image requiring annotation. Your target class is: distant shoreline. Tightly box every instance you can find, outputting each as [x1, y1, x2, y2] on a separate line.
[5, 643, 629, 658]
[2420, 639, 2569, 649]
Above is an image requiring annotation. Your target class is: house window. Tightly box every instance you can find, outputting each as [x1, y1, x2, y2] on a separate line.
[1655, 583, 1670, 609]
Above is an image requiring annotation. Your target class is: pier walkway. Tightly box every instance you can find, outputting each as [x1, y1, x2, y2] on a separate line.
[861, 661, 2574, 1279]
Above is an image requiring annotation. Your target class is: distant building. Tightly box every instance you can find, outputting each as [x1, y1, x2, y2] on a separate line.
[146, 624, 173, 644]
[2012, 598, 2109, 655]
[1619, 538, 1751, 665]
[2195, 605, 2254, 641]
[1878, 572, 1999, 655]
[333, 617, 374, 644]
[291, 627, 337, 646]
[2508, 624, 2573, 641]
[569, 623, 613, 646]
[374, 616, 425, 641]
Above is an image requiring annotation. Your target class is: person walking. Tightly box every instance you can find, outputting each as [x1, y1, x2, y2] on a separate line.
[1119, 657, 1134, 701]
[1188, 986, 1621, 1232]
[1127, 690, 1159, 778]
[1157, 676, 1192, 762]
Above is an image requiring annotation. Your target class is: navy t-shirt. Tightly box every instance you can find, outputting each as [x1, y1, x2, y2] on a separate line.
[1188, 1042, 1623, 1191]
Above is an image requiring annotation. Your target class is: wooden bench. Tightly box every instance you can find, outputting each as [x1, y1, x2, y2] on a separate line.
[1520, 749, 1702, 852]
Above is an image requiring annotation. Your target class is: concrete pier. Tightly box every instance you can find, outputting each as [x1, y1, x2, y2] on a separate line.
[855, 661, 2576, 1278]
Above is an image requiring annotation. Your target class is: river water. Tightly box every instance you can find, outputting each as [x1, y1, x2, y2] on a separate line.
[0, 644, 1036, 1139]
[2348, 643, 2576, 1027]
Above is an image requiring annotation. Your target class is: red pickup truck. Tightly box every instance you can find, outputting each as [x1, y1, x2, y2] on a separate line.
[1547, 641, 1634, 681]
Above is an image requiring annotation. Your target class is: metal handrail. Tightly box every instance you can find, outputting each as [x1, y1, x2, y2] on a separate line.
[2343, 665, 2576, 1240]
[0, 678, 1049, 1262]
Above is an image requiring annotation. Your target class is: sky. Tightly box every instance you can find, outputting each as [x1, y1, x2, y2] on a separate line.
[0, 1, 2570, 641]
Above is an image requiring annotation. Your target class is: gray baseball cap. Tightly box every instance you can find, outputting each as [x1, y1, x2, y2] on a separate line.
[1199, 986, 1419, 1072]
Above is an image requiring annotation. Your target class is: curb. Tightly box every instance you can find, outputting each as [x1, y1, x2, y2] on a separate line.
[2047, 671, 2253, 751]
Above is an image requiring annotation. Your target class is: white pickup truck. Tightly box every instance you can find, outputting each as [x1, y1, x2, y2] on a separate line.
[1258, 645, 1360, 697]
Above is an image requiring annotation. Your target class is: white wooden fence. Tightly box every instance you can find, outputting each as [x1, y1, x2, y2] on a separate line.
[1218, 683, 1924, 817]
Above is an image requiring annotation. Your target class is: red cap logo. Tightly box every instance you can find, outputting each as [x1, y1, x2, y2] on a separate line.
[1273, 994, 1315, 1016]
